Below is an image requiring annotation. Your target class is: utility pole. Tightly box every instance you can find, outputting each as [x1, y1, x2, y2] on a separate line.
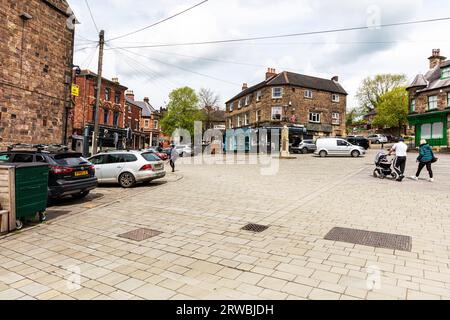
[92, 30, 105, 155]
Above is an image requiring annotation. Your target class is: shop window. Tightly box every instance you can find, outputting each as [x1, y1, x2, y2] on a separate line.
[421, 123, 431, 139]
[432, 122, 444, 139]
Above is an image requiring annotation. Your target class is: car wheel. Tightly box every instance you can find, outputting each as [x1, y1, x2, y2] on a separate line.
[119, 172, 136, 188]
[351, 150, 360, 158]
[72, 191, 90, 200]
[319, 151, 327, 158]
[301, 148, 309, 155]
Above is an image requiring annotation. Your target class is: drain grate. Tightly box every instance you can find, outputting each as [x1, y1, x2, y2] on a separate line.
[242, 223, 269, 233]
[118, 228, 162, 242]
[325, 227, 412, 252]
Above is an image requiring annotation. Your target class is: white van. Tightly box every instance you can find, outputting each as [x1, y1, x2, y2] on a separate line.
[315, 138, 366, 158]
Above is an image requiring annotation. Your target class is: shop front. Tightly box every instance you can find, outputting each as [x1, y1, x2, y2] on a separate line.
[408, 110, 449, 147]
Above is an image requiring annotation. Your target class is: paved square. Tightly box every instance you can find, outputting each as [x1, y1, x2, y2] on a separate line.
[1, 150, 450, 300]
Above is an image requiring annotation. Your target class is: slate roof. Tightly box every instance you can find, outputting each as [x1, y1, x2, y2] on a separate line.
[78, 70, 128, 90]
[408, 60, 450, 93]
[226, 71, 348, 104]
[125, 97, 156, 117]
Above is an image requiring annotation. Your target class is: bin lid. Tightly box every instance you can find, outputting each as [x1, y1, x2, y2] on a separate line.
[0, 163, 50, 169]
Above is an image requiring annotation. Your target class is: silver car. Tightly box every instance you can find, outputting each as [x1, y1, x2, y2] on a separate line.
[291, 139, 317, 154]
[89, 151, 166, 188]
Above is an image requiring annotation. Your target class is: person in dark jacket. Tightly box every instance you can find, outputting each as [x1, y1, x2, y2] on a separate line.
[411, 139, 435, 182]
[169, 144, 179, 173]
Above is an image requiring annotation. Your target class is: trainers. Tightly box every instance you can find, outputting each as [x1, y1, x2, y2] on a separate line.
[410, 176, 419, 181]
[429, 178, 434, 183]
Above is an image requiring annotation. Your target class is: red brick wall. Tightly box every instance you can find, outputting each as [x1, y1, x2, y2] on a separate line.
[72, 75, 126, 134]
[124, 102, 141, 132]
[0, 0, 74, 148]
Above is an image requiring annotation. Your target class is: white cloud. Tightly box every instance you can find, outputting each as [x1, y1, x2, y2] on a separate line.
[69, 0, 450, 110]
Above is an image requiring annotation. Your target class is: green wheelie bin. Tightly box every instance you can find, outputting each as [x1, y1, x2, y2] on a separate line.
[13, 163, 49, 230]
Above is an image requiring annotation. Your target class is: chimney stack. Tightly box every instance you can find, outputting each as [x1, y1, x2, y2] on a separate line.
[266, 68, 277, 80]
[428, 49, 446, 69]
[242, 83, 248, 91]
[126, 90, 134, 101]
[112, 77, 119, 83]
[144, 97, 150, 104]
[331, 76, 339, 82]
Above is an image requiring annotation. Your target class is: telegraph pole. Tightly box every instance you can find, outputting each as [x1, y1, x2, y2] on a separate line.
[92, 30, 105, 155]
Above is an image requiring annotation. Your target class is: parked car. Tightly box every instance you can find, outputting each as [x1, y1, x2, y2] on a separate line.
[385, 135, 400, 143]
[175, 145, 192, 157]
[146, 148, 168, 160]
[88, 150, 166, 188]
[0, 144, 97, 200]
[315, 138, 366, 158]
[290, 140, 317, 154]
[367, 134, 388, 144]
[346, 136, 370, 150]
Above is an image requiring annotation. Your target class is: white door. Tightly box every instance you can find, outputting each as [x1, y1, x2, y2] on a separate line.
[100, 154, 126, 182]
[89, 155, 109, 181]
[336, 139, 351, 155]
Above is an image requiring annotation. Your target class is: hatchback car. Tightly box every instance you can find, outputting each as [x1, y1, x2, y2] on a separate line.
[175, 145, 192, 157]
[146, 148, 168, 160]
[0, 145, 97, 200]
[89, 151, 166, 188]
[367, 134, 388, 144]
[290, 140, 317, 154]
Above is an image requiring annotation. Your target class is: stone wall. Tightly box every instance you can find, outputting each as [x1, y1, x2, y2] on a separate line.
[0, 0, 74, 148]
[226, 84, 347, 136]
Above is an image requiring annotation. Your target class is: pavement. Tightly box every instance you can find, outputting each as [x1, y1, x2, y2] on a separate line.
[0, 150, 450, 300]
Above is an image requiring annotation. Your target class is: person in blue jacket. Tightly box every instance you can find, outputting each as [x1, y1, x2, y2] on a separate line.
[411, 139, 435, 182]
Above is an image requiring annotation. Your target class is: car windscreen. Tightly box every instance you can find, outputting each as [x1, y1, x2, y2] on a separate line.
[141, 152, 161, 162]
[52, 153, 89, 166]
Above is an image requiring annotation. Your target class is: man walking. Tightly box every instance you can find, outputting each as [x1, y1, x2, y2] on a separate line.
[389, 138, 408, 182]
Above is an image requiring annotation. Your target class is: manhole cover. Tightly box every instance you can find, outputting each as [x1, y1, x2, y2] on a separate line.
[325, 227, 412, 252]
[118, 228, 162, 242]
[242, 224, 269, 233]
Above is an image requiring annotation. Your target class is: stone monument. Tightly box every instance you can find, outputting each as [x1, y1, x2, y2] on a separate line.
[281, 125, 290, 158]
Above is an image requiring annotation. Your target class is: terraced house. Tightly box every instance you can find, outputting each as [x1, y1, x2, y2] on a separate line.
[225, 68, 348, 137]
[407, 49, 450, 148]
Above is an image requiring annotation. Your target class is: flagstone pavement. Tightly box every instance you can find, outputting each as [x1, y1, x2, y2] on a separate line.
[1, 150, 450, 300]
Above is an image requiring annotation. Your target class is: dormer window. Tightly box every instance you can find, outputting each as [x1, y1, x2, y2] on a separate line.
[442, 67, 450, 79]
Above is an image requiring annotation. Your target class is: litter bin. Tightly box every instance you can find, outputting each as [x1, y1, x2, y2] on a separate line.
[0, 163, 49, 230]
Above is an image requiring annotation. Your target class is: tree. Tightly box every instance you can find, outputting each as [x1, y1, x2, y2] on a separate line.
[372, 87, 409, 136]
[356, 74, 407, 114]
[198, 88, 221, 130]
[160, 87, 204, 137]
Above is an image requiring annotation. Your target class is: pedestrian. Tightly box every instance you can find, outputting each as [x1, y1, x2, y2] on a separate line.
[411, 139, 437, 182]
[389, 138, 408, 182]
[169, 144, 179, 173]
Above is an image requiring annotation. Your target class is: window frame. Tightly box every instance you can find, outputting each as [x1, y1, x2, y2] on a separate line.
[331, 94, 340, 103]
[229, 102, 234, 112]
[271, 106, 282, 121]
[441, 67, 450, 79]
[304, 90, 313, 99]
[256, 110, 262, 123]
[256, 90, 263, 102]
[428, 95, 438, 110]
[410, 98, 416, 113]
[244, 113, 249, 126]
[447, 92, 450, 108]
[272, 87, 283, 99]
[332, 112, 340, 125]
[105, 88, 111, 101]
[103, 109, 109, 124]
[309, 112, 321, 124]
[245, 96, 251, 106]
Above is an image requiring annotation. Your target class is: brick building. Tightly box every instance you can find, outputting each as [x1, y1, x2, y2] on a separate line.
[0, 0, 76, 149]
[125, 91, 161, 148]
[124, 91, 145, 149]
[72, 70, 128, 153]
[407, 49, 450, 148]
[225, 68, 347, 137]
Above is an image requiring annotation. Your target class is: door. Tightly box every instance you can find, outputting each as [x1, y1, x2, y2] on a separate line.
[89, 155, 109, 181]
[100, 154, 126, 183]
[336, 139, 351, 155]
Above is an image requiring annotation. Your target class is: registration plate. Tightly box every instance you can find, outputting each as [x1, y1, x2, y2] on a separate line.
[75, 170, 89, 177]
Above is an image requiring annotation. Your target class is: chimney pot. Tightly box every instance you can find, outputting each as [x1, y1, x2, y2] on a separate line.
[144, 97, 149, 103]
[266, 67, 277, 80]
[126, 90, 135, 101]
[112, 77, 119, 83]
[242, 83, 248, 91]
[332, 76, 339, 82]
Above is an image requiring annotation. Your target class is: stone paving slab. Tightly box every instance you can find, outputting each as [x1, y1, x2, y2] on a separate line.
[0, 151, 450, 300]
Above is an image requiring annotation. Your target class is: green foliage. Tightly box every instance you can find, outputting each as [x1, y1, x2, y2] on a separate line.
[160, 87, 205, 136]
[372, 87, 409, 131]
[356, 74, 407, 113]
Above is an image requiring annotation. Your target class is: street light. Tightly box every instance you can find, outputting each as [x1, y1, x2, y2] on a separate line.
[283, 102, 293, 122]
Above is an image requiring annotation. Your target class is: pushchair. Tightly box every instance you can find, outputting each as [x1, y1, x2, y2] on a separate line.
[373, 152, 400, 180]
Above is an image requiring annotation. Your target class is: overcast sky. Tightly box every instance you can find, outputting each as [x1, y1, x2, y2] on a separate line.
[69, 0, 450, 110]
